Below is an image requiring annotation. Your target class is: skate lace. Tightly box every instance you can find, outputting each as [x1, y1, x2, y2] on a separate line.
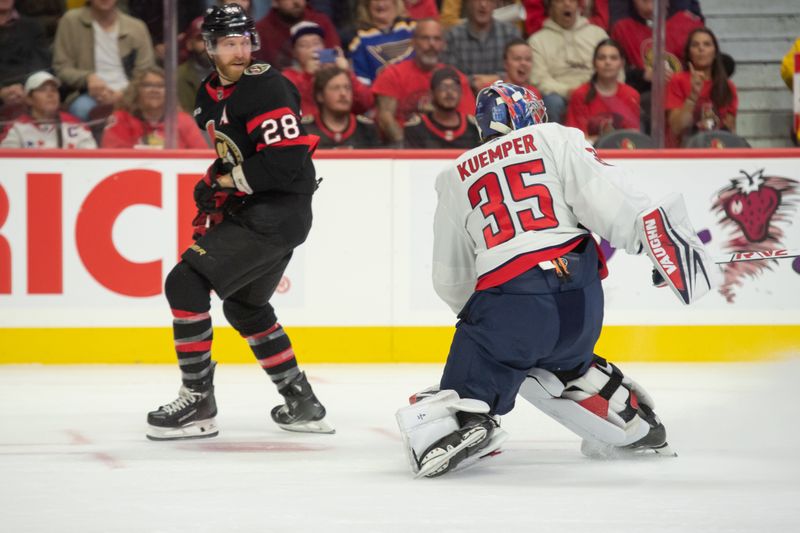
[160, 387, 199, 415]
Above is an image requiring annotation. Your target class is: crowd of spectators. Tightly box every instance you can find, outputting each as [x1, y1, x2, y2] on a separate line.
[0, 0, 758, 150]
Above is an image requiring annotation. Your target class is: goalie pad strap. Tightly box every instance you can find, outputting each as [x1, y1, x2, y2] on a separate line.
[519, 368, 650, 447]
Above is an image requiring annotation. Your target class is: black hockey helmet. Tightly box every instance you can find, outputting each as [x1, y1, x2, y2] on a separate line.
[201, 3, 260, 52]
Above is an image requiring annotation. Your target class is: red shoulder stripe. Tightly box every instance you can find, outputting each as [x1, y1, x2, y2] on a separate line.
[246, 107, 295, 134]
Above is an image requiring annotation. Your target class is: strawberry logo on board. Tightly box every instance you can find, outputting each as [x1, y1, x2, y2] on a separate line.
[722, 170, 780, 242]
[712, 169, 798, 302]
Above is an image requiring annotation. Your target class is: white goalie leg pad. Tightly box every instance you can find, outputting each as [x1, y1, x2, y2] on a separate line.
[518, 367, 649, 447]
[395, 390, 493, 475]
[638, 193, 718, 305]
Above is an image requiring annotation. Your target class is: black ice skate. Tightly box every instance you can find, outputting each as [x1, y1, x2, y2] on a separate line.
[581, 403, 677, 459]
[416, 412, 504, 478]
[147, 363, 218, 441]
[271, 372, 334, 434]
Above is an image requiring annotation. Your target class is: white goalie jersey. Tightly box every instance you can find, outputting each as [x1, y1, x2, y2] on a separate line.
[432, 123, 653, 314]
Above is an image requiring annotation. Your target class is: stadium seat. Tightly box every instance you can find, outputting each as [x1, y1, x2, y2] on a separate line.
[593, 129, 656, 149]
[683, 130, 751, 148]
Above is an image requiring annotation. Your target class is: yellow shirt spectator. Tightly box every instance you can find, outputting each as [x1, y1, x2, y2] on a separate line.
[780, 37, 800, 90]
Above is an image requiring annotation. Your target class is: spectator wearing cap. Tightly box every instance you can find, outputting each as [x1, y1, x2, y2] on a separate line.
[348, 0, 415, 86]
[0, 71, 97, 149]
[255, 0, 340, 70]
[528, 0, 609, 124]
[177, 16, 214, 113]
[502, 38, 542, 98]
[100, 66, 208, 149]
[283, 21, 374, 118]
[372, 19, 474, 143]
[442, 0, 521, 93]
[0, 0, 51, 108]
[301, 66, 381, 148]
[404, 66, 480, 149]
[52, 0, 155, 121]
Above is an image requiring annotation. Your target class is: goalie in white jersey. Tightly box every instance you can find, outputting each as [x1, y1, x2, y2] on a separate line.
[396, 81, 715, 478]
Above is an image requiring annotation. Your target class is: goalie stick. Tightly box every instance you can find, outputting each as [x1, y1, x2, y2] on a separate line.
[713, 249, 800, 264]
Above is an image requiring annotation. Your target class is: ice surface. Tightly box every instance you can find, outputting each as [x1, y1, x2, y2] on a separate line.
[1, 362, 798, 533]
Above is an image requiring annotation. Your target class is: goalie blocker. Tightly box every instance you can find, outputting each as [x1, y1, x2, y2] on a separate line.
[638, 194, 716, 305]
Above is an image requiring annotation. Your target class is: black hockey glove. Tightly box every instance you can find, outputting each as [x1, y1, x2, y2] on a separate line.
[194, 159, 233, 213]
[652, 268, 668, 288]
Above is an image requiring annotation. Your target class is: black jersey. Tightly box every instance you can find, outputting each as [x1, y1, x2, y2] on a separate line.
[301, 114, 380, 149]
[403, 112, 480, 150]
[194, 62, 319, 195]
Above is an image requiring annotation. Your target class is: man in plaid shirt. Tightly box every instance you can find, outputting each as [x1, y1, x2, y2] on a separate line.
[442, 0, 521, 93]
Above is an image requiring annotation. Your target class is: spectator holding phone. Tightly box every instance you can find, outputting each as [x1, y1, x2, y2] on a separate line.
[283, 21, 374, 118]
[302, 66, 380, 148]
[349, 0, 416, 85]
[255, 0, 340, 70]
[565, 39, 639, 143]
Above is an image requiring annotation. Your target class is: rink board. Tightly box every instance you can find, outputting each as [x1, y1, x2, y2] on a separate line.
[0, 148, 798, 363]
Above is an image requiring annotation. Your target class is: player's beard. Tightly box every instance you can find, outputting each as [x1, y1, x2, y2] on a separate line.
[216, 60, 248, 84]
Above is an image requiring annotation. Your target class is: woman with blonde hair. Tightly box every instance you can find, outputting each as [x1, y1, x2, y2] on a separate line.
[101, 66, 208, 149]
[348, 0, 417, 85]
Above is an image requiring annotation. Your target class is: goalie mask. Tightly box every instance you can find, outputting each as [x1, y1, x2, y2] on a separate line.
[201, 3, 260, 53]
[475, 81, 547, 143]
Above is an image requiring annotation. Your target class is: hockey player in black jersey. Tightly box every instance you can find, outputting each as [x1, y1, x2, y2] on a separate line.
[147, 3, 333, 440]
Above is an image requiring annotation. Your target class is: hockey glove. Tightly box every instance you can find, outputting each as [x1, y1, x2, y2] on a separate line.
[194, 159, 234, 213]
[191, 210, 223, 240]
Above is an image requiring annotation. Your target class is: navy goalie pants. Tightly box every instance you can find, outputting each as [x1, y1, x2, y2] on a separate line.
[440, 238, 604, 416]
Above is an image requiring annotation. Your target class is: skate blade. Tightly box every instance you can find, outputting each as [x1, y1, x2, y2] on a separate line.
[581, 439, 677, 459]
[276, 418, 336, 434]
[146, 418, 219, 441]
[415, 427, 490, 479]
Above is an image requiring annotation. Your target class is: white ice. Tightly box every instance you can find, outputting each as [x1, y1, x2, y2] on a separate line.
[1, 362, 798, 533]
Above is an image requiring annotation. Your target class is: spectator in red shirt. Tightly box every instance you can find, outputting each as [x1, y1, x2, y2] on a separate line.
[566, 38, 640, 143]
[666, 27, 737, 147]
[372, 18, 474, 144]
[254, 0, 340, 70]
[502, 38, 542, 98]
[302, 66, 380, 148]
[282, 21, 374, 118]
[610, 0, 702, 94]
[101, 66, 209, 149]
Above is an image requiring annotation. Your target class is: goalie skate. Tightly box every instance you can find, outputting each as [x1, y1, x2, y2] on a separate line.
[271, 372, 335, 434]
[581, 404, 677, 459]
[416, 413, 506, 478]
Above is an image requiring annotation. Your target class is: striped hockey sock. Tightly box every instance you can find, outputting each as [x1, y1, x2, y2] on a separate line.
[242, 323, 300, 389]
[171, 309, 214, 389]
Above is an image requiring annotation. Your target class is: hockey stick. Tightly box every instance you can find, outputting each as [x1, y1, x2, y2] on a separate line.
[713, 249, 800, 264]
